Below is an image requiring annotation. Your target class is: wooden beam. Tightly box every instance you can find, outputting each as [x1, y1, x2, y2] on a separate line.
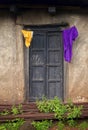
[0, 103, 88, 123]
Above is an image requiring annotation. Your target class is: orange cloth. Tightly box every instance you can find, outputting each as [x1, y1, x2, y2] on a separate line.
[22, 30, 33, 47]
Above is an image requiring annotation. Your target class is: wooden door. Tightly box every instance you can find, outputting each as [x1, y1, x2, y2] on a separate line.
[29, 26, 64, 101]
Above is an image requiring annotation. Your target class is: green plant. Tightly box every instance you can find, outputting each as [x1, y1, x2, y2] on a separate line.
[36, 96, 83, 129]
[17, 104, 23, 114]
[67, 105, 83, 119]
[78, 121, 88, 130]
[0, 125, 6, 130]
[32, 120, 52, 130]
[0, 104, 23, 116]
[36, 96, 53, 112]
[0, 118, 25, 130]
[67, 119, 77, 127]
[0, 104, 24, 130]
[66, 102, 83, 127]
[57, 121, 65, 130]
[54, 102, 67, 121]
[36, 96, 63, 113]
[0, 109, 9, 116]
[11, 104, 23, 115]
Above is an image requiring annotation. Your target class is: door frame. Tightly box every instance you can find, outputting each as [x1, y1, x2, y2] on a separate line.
[24, 24, 65, 102]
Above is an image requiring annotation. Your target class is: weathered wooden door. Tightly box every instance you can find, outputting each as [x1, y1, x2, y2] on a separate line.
[29, 26, 64, 101]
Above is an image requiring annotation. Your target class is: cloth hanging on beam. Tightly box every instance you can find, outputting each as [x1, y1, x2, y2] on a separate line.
[22, 30, 33, 47]
[62, 26, 78, 62]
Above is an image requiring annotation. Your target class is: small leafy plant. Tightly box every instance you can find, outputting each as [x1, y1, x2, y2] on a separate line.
[32, 120, 52, 130]
[11, 104, 23, 115]
[0, 104, 23, 116]
[0, 104, 24, 130]
[0, 118, 25, 130]
[67, 104, 83, 119]
[78, 121, 88, 130]
[0, 109, 9, 116]
[67, 119, 77, 127]
[57, 121, 65, 130]
[36, 96, 83, 128]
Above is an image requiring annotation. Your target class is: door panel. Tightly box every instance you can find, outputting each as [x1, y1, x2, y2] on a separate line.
[29, 28, 63, 101]
[47, 33, 61, 49]
[32, 67, 44, 80]
[48, 51, 61, 64]
[31, 51, 45, 65]
[31, 82, 45, 98]
[48, 67, 61, 80]
[29, 32, 46, 100]
[48, 82, 62, 98]
[47, 32, 63, 99]
[32, 34, 45, 48]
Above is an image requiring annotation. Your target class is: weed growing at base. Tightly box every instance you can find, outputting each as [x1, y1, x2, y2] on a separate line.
[32, 97, 87, 130]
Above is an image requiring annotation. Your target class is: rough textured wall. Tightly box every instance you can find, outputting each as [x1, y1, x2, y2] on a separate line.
[17, 8, 88, 102]
[0, 9, 88, 104]
[0, 11, 24, 104]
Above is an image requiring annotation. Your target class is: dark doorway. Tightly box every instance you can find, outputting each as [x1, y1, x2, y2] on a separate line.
[26, 25, 64, 101]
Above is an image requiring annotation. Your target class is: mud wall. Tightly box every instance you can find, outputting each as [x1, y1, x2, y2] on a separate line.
[0, 8, 88, 104]
[17, 8, 88, 102]
[0, 11, 25, 104]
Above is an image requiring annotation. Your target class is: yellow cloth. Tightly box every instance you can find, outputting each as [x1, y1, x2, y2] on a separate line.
[22, 30, 33, 47]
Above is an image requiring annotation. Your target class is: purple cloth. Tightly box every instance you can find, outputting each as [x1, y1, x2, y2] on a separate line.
[62, 26, 78, 62]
